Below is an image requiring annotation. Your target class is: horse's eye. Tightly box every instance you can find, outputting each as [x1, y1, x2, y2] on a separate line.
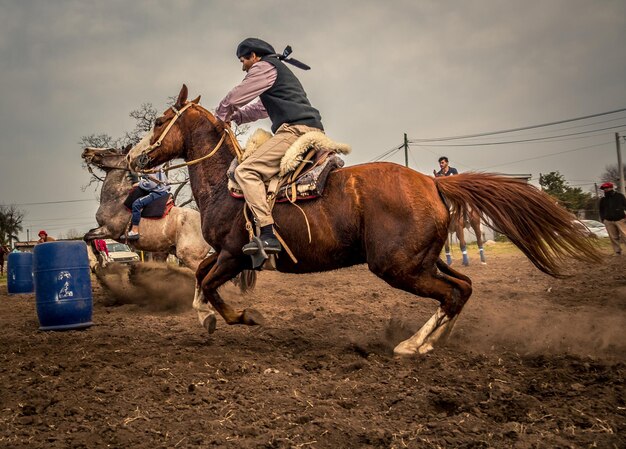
[155, 118, 165, 127]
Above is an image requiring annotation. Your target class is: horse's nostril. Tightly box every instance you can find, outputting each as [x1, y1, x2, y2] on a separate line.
[136, 154, 152, 169]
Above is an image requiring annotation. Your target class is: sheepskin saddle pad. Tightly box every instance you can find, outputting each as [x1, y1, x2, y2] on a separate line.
[227, 129, 351, 202]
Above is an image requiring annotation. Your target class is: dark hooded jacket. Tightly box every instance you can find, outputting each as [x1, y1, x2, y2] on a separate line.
[599, 190, 626, 221]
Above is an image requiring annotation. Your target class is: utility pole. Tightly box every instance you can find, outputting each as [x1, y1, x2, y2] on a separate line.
[594, 182, 600, 220]
[617, 133, 625, 196]
[403, 133, 409, 168]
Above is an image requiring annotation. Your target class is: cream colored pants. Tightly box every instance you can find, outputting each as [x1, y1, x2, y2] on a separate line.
[234, 123, 321, 227]
[603, 218, 626, 254]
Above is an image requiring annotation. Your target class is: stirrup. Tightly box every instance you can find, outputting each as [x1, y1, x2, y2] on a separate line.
[124, 232, 140, 241]
[247, 236, 269, 270]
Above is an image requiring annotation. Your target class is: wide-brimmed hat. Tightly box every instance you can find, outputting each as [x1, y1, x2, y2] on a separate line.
[600, 182, 614, 190]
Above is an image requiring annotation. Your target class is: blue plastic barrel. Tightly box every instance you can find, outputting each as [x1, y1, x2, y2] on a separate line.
[33, 241, 93, 331]
[7, 252, 34, 294]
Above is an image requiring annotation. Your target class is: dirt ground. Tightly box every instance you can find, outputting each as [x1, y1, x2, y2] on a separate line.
[0, 242, 624, 449]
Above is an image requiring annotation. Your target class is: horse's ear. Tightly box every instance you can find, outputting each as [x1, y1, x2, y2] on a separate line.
[175, 84, 188, 109]
[191, 95, 201, 104]
[122, 144, 132, 155]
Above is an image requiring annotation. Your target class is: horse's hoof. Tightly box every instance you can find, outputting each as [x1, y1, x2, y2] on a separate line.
[202, 314, 217, 334]
[241, 308, 266, 326]
[417, 343, 434, 355]
[394, 342, 434, 357]
[393, 345, 415, 357]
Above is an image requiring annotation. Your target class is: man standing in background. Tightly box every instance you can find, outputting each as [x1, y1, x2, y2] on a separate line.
[599, 182, 626, 256]
[434, 156, 459, 177]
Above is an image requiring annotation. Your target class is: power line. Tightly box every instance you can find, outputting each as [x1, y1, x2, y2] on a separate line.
[24, 221, 96, 231]
[413, 139, 612, 172]
[408, 107, 626, 143]
[476, 141, 610, 170]
[369, 110, 626, 163]
[370, 145, 403, 162]
[460, 115, 626, 141]
[22, 215, 97, 224]
[0, 199, 95, 207]
[408, 124, 625, 147]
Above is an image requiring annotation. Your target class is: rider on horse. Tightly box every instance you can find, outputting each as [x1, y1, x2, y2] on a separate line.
[215, 37, 324, 256]
[125, 165, 170, 240]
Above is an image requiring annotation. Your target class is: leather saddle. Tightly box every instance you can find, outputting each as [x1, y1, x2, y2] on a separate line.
[123, 187, 174, 219]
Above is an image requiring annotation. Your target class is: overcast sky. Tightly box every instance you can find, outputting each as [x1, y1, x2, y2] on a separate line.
[1, 0, 625, 241]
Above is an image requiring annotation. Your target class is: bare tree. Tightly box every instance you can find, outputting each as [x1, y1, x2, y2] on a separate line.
[60, 228, 84, 240]
[121, 103, 158, 147]
[601, 163, 626, 186]
[79, 133, 119, 149]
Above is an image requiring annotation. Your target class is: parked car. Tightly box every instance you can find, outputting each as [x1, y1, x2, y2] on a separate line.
[104, 239, 140, 264]
[574, 219, 609, 239]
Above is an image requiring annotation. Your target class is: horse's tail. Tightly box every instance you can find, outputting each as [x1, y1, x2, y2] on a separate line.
[434, 173, 602, 277]
[235, 269, 258, 293]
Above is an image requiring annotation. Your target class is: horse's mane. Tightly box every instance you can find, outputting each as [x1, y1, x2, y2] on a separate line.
[190, 103, 226, 134]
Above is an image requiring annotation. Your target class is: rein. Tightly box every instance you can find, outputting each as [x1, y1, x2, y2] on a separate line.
[135, 103, 244, 174]
[144, 102, 195, 156]
[132, 101, 299, 265]
[86, 164, 106, 182]
[163, 132, 227, 172]
[84, 152, 132, 181]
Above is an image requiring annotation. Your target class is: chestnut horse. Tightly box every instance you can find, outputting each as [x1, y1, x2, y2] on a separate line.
[128, 85, 600, 356]
[444, 208, 486, 266]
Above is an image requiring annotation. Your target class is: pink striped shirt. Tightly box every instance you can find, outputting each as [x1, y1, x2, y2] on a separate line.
[215, 61, 277, 125]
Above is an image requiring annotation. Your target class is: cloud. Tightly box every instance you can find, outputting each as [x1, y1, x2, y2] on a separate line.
[1, 0, 625, 239]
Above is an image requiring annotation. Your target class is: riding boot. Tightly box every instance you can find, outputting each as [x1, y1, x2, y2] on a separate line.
[242, 225, 282, 255]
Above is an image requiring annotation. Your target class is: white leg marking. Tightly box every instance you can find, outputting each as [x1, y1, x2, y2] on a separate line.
[393, 308, 458, 356]
[192, 281, 216, 333]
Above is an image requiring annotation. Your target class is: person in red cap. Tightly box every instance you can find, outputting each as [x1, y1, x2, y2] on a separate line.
[37, 230, 56, 244]
[215, 37, 324, 256]
[598, 182, 626, 255]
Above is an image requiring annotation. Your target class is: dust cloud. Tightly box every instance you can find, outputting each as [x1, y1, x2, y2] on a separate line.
[452, 297, 626, 360]
[94, 262, 195, 313]
[367, 295, 626, 360]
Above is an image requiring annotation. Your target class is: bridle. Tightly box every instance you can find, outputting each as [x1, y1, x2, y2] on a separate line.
[133, 102, 194, 169]
[133, 102, 243, 172]
[129, 100, 301, 265]
[83, 149, 132, 181]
